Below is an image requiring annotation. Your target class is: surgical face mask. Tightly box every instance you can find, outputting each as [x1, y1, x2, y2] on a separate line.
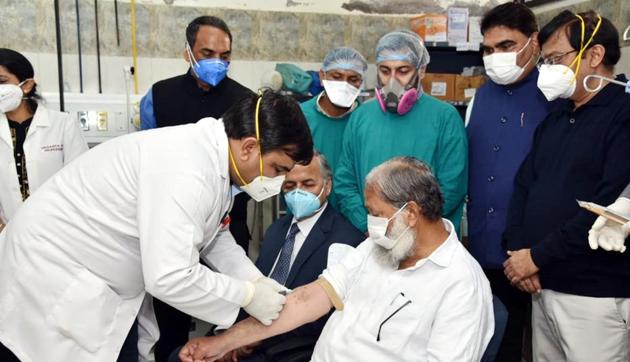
[229, 96, 285, 202]
[367, 203, 410, 249]
[186, 43, 229, 86]
[375, 75, 420, 115]
[374, 214, 416, 266]
[483, 37, 533, 85]
[284, 182, 326, 220]
[0, 80, 28, 113]
[322, 80, 360, 108]
[537, 64, 577, 101]
[536, 13, 603, 101]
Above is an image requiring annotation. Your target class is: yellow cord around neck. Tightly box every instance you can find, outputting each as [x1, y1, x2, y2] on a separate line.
[228, 95, 264, 186]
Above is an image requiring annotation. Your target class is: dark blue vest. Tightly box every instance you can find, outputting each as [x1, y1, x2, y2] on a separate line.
[467, 69, 554, 268]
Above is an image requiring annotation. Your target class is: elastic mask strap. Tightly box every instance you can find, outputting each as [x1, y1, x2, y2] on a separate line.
[185, 42, 201, 77]
[517, 37, 532, 55]
[387, 202, 409, 223]
[316, 180, 327, 198]
[518, 38, 536, 69]
[568, 14, 602, 84]
[254, 95, 264, 181]
[229, 147, 248, 186]
[17, 79, 32, 98]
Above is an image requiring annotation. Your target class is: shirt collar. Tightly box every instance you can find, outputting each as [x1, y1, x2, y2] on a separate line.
[315, 92, 357, 119]
[414, 219, 458, 269]
[291, 202, 328, 236]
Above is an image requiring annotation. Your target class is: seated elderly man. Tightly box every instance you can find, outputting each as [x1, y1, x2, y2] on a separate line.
[179, 157, 494, 362]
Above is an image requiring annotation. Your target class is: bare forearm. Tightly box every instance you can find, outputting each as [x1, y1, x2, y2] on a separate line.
[218, 282, 333, 352]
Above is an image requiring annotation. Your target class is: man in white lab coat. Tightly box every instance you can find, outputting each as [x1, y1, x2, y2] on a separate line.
[0, 90, 313, 362]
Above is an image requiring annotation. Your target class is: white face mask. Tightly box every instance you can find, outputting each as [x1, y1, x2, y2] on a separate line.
[537, 64, 577, 101]
[367, 203, 409, 250]
[0, 80, 28, 113]
[239, 174, 285, 202]
[228, 95, 286, 202]
[322, 80, 360, 108]
[483, 38, 533, 85]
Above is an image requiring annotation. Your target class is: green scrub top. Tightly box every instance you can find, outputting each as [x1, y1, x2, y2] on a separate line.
[301, 92, 357, 210]
[334, 94, 468, 233]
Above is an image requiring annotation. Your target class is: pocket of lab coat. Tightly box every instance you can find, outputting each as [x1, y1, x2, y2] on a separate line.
[49, 269, 123, 352]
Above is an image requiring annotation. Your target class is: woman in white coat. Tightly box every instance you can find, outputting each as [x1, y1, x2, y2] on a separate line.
[0, 90, 314, 362]
[0, 48, 88, 229]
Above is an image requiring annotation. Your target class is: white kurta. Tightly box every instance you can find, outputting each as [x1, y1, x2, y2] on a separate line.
[0, 118, 262, 362]
[0, 106, 88, 223]
[314, 219, 494, 362]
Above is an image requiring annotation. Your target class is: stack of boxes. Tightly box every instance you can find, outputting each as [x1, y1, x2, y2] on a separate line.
[411, 8, 487, 103]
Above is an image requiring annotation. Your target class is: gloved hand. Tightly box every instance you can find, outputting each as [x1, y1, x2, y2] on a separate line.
[242, 277, 288, 326]
[588, 198, 630, 253]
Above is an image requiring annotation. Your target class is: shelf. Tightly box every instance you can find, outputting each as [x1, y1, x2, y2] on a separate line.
[425, 42, 482, 52]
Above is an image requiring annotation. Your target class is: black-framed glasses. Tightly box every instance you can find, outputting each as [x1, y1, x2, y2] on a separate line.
[376, 292, 412, 342]
[537, 49, 578, 66]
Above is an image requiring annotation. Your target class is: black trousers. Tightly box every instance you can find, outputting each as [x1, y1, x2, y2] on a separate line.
[0, 319, 138, 362]
[484, 268, 532, 362]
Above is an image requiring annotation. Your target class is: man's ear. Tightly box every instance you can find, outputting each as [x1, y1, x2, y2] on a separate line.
[325, 176, 333, 194]
[238, 137, 259, 161]
[418, 65, 427, 81]
[587, 44, 606, 69]
[405, 201, 421, 228]
[531, 31, 541, 56]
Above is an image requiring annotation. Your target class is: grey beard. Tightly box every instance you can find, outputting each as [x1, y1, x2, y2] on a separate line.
[374, 216, 416, 267]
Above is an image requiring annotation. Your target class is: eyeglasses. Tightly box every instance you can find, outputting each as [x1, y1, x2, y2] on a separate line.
[376, 292, 412, 342]
[538, 50, 578, 66]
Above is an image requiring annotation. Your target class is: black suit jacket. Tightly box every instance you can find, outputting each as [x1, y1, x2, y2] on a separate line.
[253, 204, 365, 348]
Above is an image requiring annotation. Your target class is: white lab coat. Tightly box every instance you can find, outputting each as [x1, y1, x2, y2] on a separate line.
[0, 105, 88, 223]
[0, 118, 263, 362]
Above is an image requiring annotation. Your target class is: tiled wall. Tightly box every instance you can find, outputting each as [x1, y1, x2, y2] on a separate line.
[2, 0, 628, 96]
[0, 0, 417, 94]
[1, 0, 416, 62]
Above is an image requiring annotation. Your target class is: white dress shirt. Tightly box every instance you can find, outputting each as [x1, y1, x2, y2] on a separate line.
[313, 219, 494, 362]
[269, 202, 328, 275]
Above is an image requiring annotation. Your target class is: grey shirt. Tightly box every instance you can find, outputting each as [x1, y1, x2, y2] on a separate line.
[621, 182, 630, 199]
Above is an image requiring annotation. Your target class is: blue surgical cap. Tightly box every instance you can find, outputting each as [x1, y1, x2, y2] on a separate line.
[322, 47, 368, 76]
[375, 30, 430, 68]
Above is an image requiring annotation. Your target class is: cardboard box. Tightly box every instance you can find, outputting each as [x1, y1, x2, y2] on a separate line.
[454, 75, 487, 102]
[410, 13, 448, 42]
[447, 7, 469, 45]
[422, 73, 456, 101]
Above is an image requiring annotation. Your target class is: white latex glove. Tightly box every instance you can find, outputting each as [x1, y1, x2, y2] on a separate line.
[242, 277, 288, 325]
[588, 198, 630, 253]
